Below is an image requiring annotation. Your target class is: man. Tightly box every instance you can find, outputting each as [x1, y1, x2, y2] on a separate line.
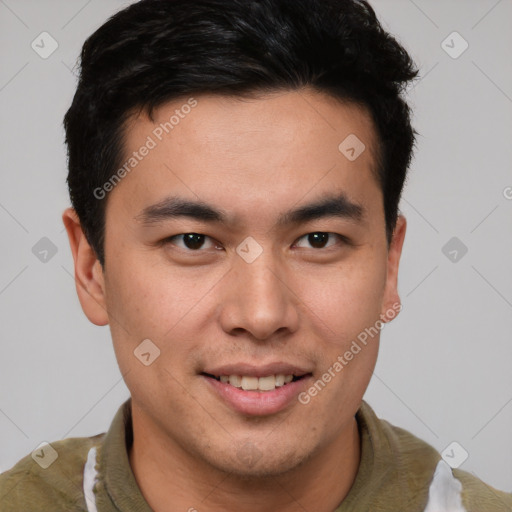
[1, 0, 510, 510]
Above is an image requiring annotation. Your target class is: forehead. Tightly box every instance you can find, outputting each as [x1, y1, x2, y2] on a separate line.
[109, 89, 382, 227]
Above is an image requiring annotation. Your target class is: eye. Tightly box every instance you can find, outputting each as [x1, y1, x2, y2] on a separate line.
[164, 233, 221, 251]
[293, 232, 346, 250]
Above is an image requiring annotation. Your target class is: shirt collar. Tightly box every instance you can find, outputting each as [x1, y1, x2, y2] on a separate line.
[96, 397, 152, 511]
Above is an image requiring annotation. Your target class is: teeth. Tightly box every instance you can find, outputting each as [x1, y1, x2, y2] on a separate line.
[258, 375, 276, 391]
[241, 376, 259, 391]
[219, 374, 296, 391]
[229, 375, 242, 388]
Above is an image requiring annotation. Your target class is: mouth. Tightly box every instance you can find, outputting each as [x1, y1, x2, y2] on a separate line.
[201, 373, 309, 392]
[200, 365, 313, 416]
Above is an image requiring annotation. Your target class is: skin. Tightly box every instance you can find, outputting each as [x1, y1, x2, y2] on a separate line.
[63, 88, 407, 512]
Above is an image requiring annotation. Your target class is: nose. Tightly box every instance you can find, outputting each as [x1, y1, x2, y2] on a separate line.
[218, 250, 300, 341]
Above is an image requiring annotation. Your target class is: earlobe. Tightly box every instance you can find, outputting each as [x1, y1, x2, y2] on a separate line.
[381, 215, 407, 322]
[62, 207, 109, 326]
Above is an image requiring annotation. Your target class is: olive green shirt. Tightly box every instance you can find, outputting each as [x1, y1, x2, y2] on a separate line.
[1, 398, 511, 511]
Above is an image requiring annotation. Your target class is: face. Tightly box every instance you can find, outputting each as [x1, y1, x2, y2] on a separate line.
[64, 89, 406, 478]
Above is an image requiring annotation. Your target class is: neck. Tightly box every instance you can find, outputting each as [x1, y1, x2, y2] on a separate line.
[129, 408, 361, 512]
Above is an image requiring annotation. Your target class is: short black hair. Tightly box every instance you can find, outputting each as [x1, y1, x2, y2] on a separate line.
[64, 0, 418, 266]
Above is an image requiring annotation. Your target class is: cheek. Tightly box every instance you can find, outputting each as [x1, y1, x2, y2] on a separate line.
[105, 253, 204, 333]
[103, 258, 205, 398]
[103, 252, 227, 377]
[295, 252, 388, 345]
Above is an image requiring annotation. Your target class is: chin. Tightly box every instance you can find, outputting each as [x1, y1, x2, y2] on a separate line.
[203, 442, 314, 480]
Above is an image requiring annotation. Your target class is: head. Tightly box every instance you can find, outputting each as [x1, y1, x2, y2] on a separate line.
[63, 0, 417, 478]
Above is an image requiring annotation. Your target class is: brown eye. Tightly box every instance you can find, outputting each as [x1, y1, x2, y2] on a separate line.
[307, 233, 329, 249]
[165, 233, 218, 251]
[182, 233, 206, 250]
[294, 232, 345, 249]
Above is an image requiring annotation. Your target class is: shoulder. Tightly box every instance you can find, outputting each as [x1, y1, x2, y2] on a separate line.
[0, 433, 104, 512]
[358, 402, 512, 511]
[453, 467, 512, 511]
[385, 421, 512, 511]
[385, 422, 512, 511]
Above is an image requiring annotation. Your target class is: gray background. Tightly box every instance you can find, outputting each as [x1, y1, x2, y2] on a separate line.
[0, 0, 511, 493]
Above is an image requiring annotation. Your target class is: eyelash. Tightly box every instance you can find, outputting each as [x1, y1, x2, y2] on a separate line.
[162, 232, 349, 252]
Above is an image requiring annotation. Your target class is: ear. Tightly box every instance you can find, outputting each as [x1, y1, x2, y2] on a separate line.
[62, 207, 109, 326]
[381, 215, 407, 322]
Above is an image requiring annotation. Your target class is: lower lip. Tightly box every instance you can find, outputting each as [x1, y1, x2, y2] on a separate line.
[203, 375, 311, 416]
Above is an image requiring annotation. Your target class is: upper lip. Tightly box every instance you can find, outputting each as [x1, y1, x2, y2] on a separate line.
[203, 362, 313, 378]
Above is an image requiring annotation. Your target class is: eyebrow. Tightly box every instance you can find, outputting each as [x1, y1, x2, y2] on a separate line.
[136, 193, 365, 227]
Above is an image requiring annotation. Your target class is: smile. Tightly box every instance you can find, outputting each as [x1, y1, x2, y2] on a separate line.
[201, 366, 313, 415]
[203, 373, 307, 392]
